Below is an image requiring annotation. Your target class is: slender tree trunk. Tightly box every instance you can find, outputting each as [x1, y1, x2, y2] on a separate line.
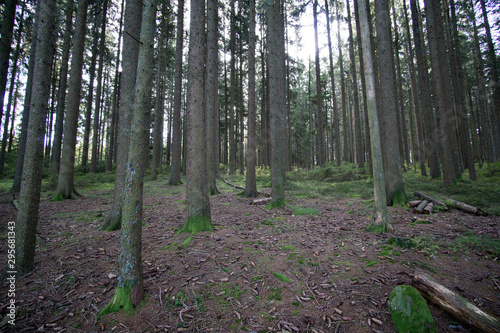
[54, 0, 89, 200]
[268, 0, 286, 207]
[151, 1, 169, 181]
[313, 0, 326, 166]
[245, 0, 257, 197]
[411, 0, 440, 178]
[51, 0, 74, 176]
[479, 0, 500, 160]
[337, 3, 348, 163]
[375, 0, 405, 204]
[81, 24, 99, 171]
[107, 0, 124, 173]
[100, 0, 142, 230]
[357, 0, 391, 232]
[325, 0, 341, 167]
[403, 0, 427, 176]
[100, 0, 157, 315]
[168, 0, 184, 185]
[206, 0, 220, 194]
[0, 0, 18, 127]
[15, 0, 57, 274]
[0, 4, 24, 174]
[425, 0, 456, 186]
[178, 0, 213, 234]
[90, 0, 109, 173]
[12, 4, 40, 193]
[229, 0, 237, 175]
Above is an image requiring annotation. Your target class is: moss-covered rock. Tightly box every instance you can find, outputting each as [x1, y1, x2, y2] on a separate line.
[389, 285, 436, 333]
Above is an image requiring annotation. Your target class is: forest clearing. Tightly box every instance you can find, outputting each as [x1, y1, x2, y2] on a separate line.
[1, 164, 499, 332]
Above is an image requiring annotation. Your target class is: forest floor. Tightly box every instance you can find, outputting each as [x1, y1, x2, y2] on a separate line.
[0, 166, 499, 333]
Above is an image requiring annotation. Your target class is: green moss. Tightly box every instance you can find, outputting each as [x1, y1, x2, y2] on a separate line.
[99, 286, 135, 316]
[105, 215, 122, 231]
[266, 197, 286, 209]
[177, 215, 214, 236]
[162, 243, 177, 251]
[366, 223, 387, 233]
[389, 285, 436, 333]
[51, 192, 65, 202]
[392, 189, 407, 207]
[290, 205, 321, 215]
[273, 272, 290, 283]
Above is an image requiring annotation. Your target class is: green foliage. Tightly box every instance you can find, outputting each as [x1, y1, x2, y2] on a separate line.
[411, 235, 439, 258]
[272, 272, 290, 283]
[447, 229, 500, 257]
[389, 285, 436, 333]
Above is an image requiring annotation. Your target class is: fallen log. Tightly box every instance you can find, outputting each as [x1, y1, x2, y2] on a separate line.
[250, 197, 272, 205]
[444, 198, 487, 216]
[414, 191, 447, 207]
[423, 202, 434, 215]
[412, 273, 500, 333]
[415, 200, 429, 214]
[408, 200, 422, 208]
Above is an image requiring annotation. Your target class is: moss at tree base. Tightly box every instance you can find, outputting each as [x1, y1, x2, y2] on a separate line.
[392, 189, 407, 207]
[389, 285, 436, 333]
[266, 198, 286, 209]
[177, 215, 213, 236]
[104, 215, 122, 231]
[99, 286, 135, 316]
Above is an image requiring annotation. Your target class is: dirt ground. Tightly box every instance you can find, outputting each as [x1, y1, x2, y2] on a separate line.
[0, 179, 499, 333]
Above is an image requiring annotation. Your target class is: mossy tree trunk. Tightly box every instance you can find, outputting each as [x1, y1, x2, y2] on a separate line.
[313, 0, 326, 166]
[0, 0, 18, 127]
[244, 0, 258, 198]
[168, 0, 184, 186]
[54, 0, 89, 200]
[100, 0, 142, 230]
[100, 0, 157, 315]
[178, 0, 213, 235]
[228, 0, 237, 176]
[15, 0, 57, 274]
[206, 0, 220, 195]
[267, 0, 286, 208]
[357, 0, 391, 232]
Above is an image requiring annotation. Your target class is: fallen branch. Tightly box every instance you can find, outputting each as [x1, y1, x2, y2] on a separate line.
[412, 273, 500, 333]
[222, 178, 244, 190]
[250, 197, 272, 205]
[414, 191, 447, 207]
[445, 198, 487, 216]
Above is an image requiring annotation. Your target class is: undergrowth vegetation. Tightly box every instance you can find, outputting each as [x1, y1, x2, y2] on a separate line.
[1, 160, 499, 214]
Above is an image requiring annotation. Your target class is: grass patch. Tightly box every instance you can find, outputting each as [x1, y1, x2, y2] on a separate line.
[273, 272, 290, 283]
[289, 205, 321, 216]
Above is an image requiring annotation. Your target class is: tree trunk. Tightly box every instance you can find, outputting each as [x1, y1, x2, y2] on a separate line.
[268, 0, 286, 207]
[0, 3, 24, 175]
[90, 0, 109, 173]
[54, 0, 89, 200]
[0, 0, 18, 128]
[229, 0, 237, 175]
[15, 0, 57, 274]
[11, 4, 40, 193]
[100, 0, 142, 230]
[100, 0, 157, 315]
[337, 3, 348, 163]
[410, 0, 441, 179]
[178, 0, 213, 235]
[375, 0, 405, 204]
[245, 0, 258, 198]
[313, 0, 326, 166]
[325, 0, 341, 167]
[205, 0, 219, 194]
[357, 0, 390, 231]
[347, 0, 363, 169]
[51, 0, 74, 176]
[168, 0, 184, 185]
[424, 0, 456, 187]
